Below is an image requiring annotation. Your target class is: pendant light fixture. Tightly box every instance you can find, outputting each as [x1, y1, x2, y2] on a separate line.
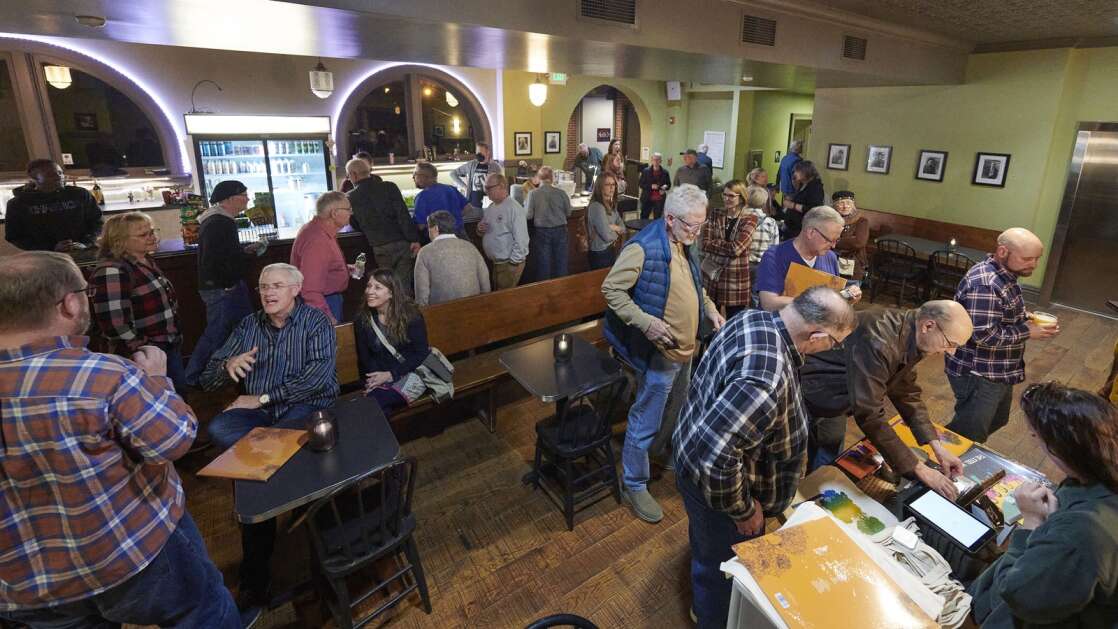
[44, 65, 72, 89]
[309, 59, 334, 99]
[528, 74, 548, 107]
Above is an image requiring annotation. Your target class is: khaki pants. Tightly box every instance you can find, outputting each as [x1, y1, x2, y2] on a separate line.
[492, 260, 525, 290]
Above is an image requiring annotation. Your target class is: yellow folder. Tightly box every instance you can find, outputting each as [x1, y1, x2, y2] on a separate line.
[783, 262, 847, 297]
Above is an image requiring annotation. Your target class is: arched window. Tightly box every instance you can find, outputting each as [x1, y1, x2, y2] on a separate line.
[341, 68, 489, 165]
[0, 57, 30, 173]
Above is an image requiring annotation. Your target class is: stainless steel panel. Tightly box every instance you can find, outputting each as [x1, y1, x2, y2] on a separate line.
[1048, 127, 1118, 315]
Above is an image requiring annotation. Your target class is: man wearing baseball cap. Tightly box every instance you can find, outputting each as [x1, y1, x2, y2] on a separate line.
[184, 180, 263, 386]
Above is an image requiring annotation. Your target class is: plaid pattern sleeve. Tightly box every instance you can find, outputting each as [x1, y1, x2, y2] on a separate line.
[673, 310, 808, 519]
[945, 256, 1029, 383]
[748, 211, 780, 265]
[91, 257, 181, 354]
[0, 337, 195, 609]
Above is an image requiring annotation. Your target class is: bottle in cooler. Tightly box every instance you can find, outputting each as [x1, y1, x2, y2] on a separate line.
[351, 252, 367, 279]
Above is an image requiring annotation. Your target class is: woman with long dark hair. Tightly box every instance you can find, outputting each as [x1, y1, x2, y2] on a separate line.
[354, 268, 430, 415]
[586, 172, 625, 270]
[968, 382, 1118, 627]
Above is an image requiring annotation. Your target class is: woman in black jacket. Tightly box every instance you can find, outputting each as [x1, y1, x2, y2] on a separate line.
[354, 268, 430, 415]
[779, 160, 824, 240]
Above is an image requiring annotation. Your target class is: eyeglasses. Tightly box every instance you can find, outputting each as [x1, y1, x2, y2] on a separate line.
[484, 183, 501, 191]
[937, 326, 959, 350]
[257, 282, 297, 293]
[826, 332, 844, 349]
[58, 284, 94, 304]
[722, 192, 740, 198]
[672, 215, 707, 232]
[332, 205, 353, 213]
[813, 227, 839, 247]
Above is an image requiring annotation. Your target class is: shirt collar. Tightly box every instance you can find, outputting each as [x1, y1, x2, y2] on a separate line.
[0, 336, 89, 363]
[771, 313, 804, 369]
[433, 234, 456, 242]
[1056, 479, 1116, 506]
[903, 310, 923, 363]
[986, 254, 1018, 282]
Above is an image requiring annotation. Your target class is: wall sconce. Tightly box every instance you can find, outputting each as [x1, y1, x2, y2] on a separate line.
[451, 116, 461, 134]
[44, 65, 72, 89]
[422, 86, 433, 97]
[528, 75, 548, 107]
[309, 59, 334, 99]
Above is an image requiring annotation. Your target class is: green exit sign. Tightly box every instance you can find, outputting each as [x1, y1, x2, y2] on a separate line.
[549, 73, 568, 85]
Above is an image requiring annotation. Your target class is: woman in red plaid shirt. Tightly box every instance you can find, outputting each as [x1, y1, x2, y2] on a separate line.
[700, 179, 759, 320]
[90, 212, 185, 391]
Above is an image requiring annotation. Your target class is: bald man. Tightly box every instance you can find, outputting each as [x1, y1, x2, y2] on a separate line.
[802, 301, 974, 498]
[945, 228, 1058, 442]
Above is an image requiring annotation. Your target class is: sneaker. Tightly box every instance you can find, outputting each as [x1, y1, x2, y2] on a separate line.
[622, 487, 664, 523]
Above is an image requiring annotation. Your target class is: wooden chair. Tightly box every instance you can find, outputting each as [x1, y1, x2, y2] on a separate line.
[869, 239, 924, 306]
[305, 456, 430, 629]
[525, 614, 600, 629]
[927, 249, 976, 300]
[529, 374, 626, 530]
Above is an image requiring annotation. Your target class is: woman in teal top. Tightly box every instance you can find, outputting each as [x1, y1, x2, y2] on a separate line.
[969, 382, 1118, 628]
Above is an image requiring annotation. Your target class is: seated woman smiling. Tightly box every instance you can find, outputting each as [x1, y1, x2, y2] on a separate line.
[968, 382, 1118, 628]
[354, 268, 430, 415]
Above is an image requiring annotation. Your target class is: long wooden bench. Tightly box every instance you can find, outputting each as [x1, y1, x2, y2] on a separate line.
[335, 268, 611, 432]
[860, 207, 1000, 252]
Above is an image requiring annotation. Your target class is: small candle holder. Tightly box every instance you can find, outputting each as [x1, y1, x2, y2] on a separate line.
[948, 238, 957, 250]
[306, 409, 338, 452]
[553, 333, 573, 362]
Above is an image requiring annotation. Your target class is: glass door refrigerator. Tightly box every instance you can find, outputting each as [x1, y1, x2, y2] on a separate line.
[193, 135, 332, 230]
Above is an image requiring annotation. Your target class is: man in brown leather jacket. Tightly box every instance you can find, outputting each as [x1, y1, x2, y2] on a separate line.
[801, 300, 973, 498]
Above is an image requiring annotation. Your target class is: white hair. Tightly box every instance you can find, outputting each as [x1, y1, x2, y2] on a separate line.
[578, 143, 589, 151]
[664, 183, 708, 219]
[261, 263, 303, 285]
[790, 139, 804, 153]
[698, 144, 709, 152]
[802, 206, 844, 231]
[651, 152, 662, 160]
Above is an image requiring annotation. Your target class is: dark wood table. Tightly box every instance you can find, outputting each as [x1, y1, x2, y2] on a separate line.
[235, 395, 400, 524]
[875, 234, 986, 263]
[500, 334, 622, 404]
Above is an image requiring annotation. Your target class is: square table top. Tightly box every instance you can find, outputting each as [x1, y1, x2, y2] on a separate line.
[874, 234, 987, 263]
[235, 395, 400, 524]
[500, 334, 622, 403]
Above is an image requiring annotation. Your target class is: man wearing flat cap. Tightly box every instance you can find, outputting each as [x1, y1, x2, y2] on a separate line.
[184, 180, 265, 385]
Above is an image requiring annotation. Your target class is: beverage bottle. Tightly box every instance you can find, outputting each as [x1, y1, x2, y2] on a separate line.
[351, 252, 366, 279]
[201, 142, 209, 157]
[91, 181, 105, 205]
[225, 141, 233, 155]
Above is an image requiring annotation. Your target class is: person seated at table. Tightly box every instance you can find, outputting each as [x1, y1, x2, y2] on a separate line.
[968, 382, 1118, 628]
[414, 210, 490, 306]
[755, 206, 862, 312]
[0, 251, 239, 629]
[355, 268, 430, 415]
[831, 190, 870, 281]
[700, 179, 759, 320]
[290, 191, 354, 323]
[90, 211, 186, 392]
[778, 160, 824, 240]
[800, 300, 974, 489]
[586, 172, 625, 270]
[199, 262, 338, 613]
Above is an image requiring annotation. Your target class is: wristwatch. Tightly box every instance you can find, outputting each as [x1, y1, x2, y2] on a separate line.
[258, 393, 271, 406]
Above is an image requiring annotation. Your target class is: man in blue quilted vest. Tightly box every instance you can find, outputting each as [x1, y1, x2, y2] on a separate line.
[602, 183, 725, 523]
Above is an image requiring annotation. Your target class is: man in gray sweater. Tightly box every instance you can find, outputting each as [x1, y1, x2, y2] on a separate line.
[413, 211, 491, 306]
[477, 174, 530, 290]
[525, 166, 573, 280]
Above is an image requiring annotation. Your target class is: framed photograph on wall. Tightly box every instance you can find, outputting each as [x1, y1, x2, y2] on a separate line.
[514, 132, 532, 156]
[866, 144, 892, 174]
[544, 131, 561, 154]
[749, 150, 763, 170]
[827, 143, 850, 170]
[973, 152, 1011, 187]
[915, 150, 948, 182]
[74, 113, 98, 131]
[433, 125, 445, 137]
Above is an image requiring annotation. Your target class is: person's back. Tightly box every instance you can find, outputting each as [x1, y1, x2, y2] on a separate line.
[348, 176, 416, 247]
[414, 182, 467, 232]
[777, 151, 802, 195]
[414, 236, 491, 305]
[196, 207, 241, 290]
[525, 183, 572, 228]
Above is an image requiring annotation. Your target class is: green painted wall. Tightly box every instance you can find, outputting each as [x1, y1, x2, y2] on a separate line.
[685, 91, 736, 182]
[747, 92, 815, 180]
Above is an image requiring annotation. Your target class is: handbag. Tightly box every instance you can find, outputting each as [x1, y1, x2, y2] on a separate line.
[368, 317, 455, 403]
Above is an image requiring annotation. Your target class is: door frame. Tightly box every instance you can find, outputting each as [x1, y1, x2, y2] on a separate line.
[1038, 121, 1118, 307]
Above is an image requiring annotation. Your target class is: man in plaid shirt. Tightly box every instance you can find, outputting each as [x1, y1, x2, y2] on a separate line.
[0, 252, 239, 627]
[673, 286, 855, 629]
[945, 228, 1058, 442]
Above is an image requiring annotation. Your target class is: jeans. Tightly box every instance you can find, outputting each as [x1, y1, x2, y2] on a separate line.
[587, 247, 616, 270]
[184, 282, 253, 386]
[640, 198, 664, 220]
[533, 226, 569, 281]
[650, 356, 691, 464]
[623, 353, 684, 492]
[0, 513, 238, 629]
[676, 474, 758, 629]
[945, 372, 1015, 443]
[206, 404, 318, 596]
[367, 386, 407, 416]
[807, 415, 847, 472]
[324, 293, 343, 322]
[372, 240, 416, 297]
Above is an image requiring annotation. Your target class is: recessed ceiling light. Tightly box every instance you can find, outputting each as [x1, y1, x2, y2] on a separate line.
[74, 15, 107, 28]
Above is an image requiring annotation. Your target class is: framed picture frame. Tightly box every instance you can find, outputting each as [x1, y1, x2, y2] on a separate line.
[514, 131, 532, 156]
[915, 150, 948, 182]
[432, 124, 445, 137]
[544, 131, 561, 154]
[866, 144, 892, 174]
[827, 143, 850, 171]
[749, 150, 763, 171]
[972, 152, 1011, 187]
[74, 113, 98, 131]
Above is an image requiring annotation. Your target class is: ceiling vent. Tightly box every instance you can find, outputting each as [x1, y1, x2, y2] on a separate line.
[742, 14, 777, 47]
[580, 0, 637, 26]
[843, 35, 868, 60]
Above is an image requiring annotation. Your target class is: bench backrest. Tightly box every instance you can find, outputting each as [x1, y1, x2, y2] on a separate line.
[333, 268, 610, 383]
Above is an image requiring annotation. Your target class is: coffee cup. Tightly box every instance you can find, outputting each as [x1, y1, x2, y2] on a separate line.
[1029, 311, 1058, 328]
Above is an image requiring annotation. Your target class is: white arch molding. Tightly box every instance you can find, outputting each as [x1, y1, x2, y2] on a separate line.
[333, 63, 502, 163]
[0, 33, 190, 174]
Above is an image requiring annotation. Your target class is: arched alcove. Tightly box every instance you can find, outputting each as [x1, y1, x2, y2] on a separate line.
[555, 83, 652, 186]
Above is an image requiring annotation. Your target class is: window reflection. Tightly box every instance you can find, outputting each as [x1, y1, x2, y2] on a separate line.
[0, 59, 30, 172]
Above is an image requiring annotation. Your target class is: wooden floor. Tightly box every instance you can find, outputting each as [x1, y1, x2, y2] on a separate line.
[172, 301, 1118, 629]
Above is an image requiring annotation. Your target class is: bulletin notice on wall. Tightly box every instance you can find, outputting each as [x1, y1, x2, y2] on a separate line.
[703, 131, 725, 169]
